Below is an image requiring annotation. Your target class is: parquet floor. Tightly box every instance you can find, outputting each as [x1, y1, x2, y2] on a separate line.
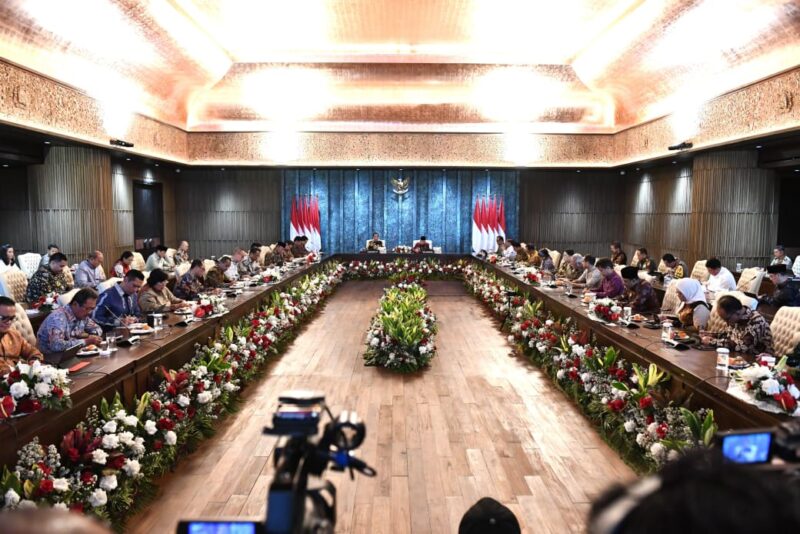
[128, 280, 633, 533]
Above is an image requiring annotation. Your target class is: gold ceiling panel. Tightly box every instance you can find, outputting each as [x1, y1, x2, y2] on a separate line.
[0, 0, 797, 134]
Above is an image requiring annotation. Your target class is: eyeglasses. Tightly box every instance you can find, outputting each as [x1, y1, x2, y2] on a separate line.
[0, 314, 16, 323]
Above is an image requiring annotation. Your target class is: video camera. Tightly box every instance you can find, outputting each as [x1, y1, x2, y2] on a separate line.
[177, 391, 376, 534]
[716, 420, 800, 467]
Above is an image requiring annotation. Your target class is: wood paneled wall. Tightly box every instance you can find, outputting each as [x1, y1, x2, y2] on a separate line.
[174, 169, 282, 259]
[27, 147, 115, 266]
[623, 163, 693, 265]
[519, 170, 623, 258]
[689, 151, 778, 267]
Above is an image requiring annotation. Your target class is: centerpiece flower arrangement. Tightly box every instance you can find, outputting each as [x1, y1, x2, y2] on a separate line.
[364, 274, 437, 373]
[1, 360, 71, 418]
[306, 252, 318, 264]
[194, 294, 228, 318]
[589, 298, 621, 323]
[393, 245, 411, 253]
[730, 356, 800, 416]
[31, 292, 60, 313]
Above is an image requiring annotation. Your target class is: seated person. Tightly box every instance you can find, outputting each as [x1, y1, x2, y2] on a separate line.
[39, 244, 59, 268]
[527, 247, 542, 268]
[0, 244, 18, 273]
[538, 249, 555, 274]
[794, 255, 800, 278]
[174, 241, 190, 264]
[704, 257, 736, 294]
[770, 245, 792, 267]
[367, 232, 384, 252]
[759, 264, 800, 308]
[75, 250, 106, 289]
[37, 288, 103, 354]
[113, 251, 134, 278]
[413, 236, 432, 253]
[594, 258, 625, 299]
[556, 250, 582, 280]
[145, 245, 170, 272]
[459, 497, 521, 534]
[495, 236, 508, 255]
[269, 242, 291, 265]
[662, 253, 689, 279]
[0, 296, 43, 373]
[701, 296, 773, 355]
[502, 240, 517, 260]
[573, 255, 602, 291]
[174, 260, 207, 300]
[634, 248, 656, 272]
[206, 256, 234, 288]
[290, 236, 309, 257]
[238, 247, 262, 277]
[610, 241, 627, 266]
[93, 270, 145, 332]
[228, 248, 246, 281]
[139, 269, 188, 313]
[620, 266, 660, 314]
[673, 278, 711, 330]
[25, 252, 72, 303]
[511, 240, 528, 262]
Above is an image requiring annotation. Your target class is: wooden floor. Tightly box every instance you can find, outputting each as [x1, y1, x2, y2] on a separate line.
[128, 280, 633, 533]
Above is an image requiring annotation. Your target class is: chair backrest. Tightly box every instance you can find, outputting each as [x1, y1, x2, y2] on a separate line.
[690, 260, 709, 282]
[165, 248, 177, 267]
[0, 269, 28, 303]
[202, 259, 216, 273]
[736, 267, 765, 295]
[131, 252, 146, 271]
[16, 253, 42, 279]
[12, 303, 37, 347]
[771, 306, 800, 357]
[550, 250, 562, 271]
[259, 245, 270, 265]
[656, 259, 668, 274]
[661, 283, 680, 313]
[630, 249, 641, 267]
[62, 268, 74, 287]
[97, 277, 122, 294]
[707, 290, 759, 333]
[412, 240, 432, 249]
[175, 262, 191, 278]
[432, 247, 442, 254]
[57, 288, 80, 307]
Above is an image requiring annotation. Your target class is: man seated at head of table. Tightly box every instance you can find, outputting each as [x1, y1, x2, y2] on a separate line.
[770, 245, 792, 268]
[593, 258, 625, 299]
[673, 278, 711, 330]
[92, 270, 145, 332]
[413, 235, 432, 253]
[75, 250, 107, 290]
[26, 252, 72, 304]
[701, 295, 773, 355]
[759, 264, 800, 309]
[206, 256, 235, 288]
[139, 269, 188, 314]
[501, 239, 517, 260]
[634, 248, 657, 272]
[556, 250, 582, 280]
[37, 288, 103, 354]
[291, 236, 310, 257]
[495, 236, 507, 255]
[662, 253, 689, 279]
[367, 232, 384, 252]
[703, 257, 736, 296]
[572, 255, 601, 291]
[610, 241, 627, 266]
[239, 247, 263, 277]
[174, 260, 208, 300]
[620, 266, 660, 314]
[0, 296, 43, 374]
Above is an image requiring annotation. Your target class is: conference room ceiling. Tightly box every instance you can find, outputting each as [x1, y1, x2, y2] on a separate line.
[0, 0, 798, 134]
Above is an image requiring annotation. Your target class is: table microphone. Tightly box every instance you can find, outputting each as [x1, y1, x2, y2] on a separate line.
[103, 305, 140, 345]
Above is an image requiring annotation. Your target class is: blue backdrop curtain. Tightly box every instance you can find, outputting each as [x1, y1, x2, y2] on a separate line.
[281, 168, 519, 253]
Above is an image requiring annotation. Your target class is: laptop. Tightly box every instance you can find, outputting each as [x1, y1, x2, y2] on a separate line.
[44, 343, 83, 367]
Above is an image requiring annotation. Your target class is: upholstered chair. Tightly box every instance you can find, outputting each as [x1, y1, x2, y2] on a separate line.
[706, 291, 758, 333]
[12, 303, 37, 347]
[549, 250, 561, 271]
[16, 253, 42, 279]
[131, 252, 146, 271]
[690, 260, 709, 282]
[0, 269, 28, 302]
[175, 262, 191, 278]
[57, 288, 80, 307]
[97, 277, 122, 294]
[735, 268, 766, 295]
[771, 306, 800, 357]
[660, 283, 680, 313]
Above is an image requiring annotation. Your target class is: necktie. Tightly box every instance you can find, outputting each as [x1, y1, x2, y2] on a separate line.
[123, 294, 131, 315]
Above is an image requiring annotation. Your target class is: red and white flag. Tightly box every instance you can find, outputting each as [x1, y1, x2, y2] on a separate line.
[290, 196, 322, 251]
[472, 198, 482, 254]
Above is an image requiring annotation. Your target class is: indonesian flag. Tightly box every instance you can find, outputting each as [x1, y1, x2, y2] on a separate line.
[472, 198, 482, 254]
[290, 196, 321, 252]
[497, 197, 506, 241]
[309, 196, 321, 252]
[290, 197, 300, 241]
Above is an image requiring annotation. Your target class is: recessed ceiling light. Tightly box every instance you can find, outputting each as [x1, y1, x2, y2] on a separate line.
[635, 167, 640, 171]
[672, 161, 677, 164]
[43, 141, 51, 145]
[155, 163, 159, 167]
[126, 158, 131, 161]
[220, 167, 225, 171]
[175, 169, 181, 173]
[795, 169, 799, 173]
[756, 145, 763, 149]
[2, 164, 8, 168]
[576, 170, 581, 173]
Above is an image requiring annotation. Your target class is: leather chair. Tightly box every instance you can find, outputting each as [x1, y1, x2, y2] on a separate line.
[735, 267, 766, 295]
[57, 288, 80, 307]
[549, 250, 562, 271]
[690, 260, 709, 282]
[62, 268, 74, 287]
[706, 290, 758, 334]
[202, 259, 216, 273]
[630, 250, 641, 267]
[175, 262, 191, 278]
[0, 269, 28, 302]
[12, 303, 37, 347]
[165, 248, 177, 267]
[771, 306, 800, 357]
[16, 253, 42, 279]
[97, 277, 122, 294]
[656, 259, 668, 274]
[412, 240, 433, 251]
[661, 283, 680, 313]
[131, 252, 146, 271]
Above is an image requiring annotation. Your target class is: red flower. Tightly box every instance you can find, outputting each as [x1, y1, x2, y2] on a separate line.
[151, 400, 162, 413]
[80, 470, 95, 485]
[108, 454, 126, 470]
[773, 391, 797, 412]
[37, 462, 52, 477]
[639, 396, 654, 410]
[70, 503, 84, 513]
[585, 348, 594, 357]
[195, 381, 205, 393]
[52, 386, 64, 399]
[157, 417, 175, 431]
[188, 406, 197, 419]
[193, 307, 206, 318]
[782, 372, 794, 385]
[607, 399, 626, 412]
[6, 369, 21, 384]
[166, 383, 178, 396]
[656, 423, 669, 439]
[645, 415, 654, 425]
[38, 479, 54, 494]
[0, 395, 15, 419]
[615, 368, 627, 380]
[17, 399, 42, 413]
[213, 375, 222, 385]
[153, 439, 163, 451]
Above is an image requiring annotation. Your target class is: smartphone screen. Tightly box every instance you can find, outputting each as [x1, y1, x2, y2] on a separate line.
[178, 521, 262, 534]
[721, 432, 772, 464]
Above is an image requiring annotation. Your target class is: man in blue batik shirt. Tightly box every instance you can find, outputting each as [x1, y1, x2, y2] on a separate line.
[93, 270, 145, 332]
[37, 288, 103, 354]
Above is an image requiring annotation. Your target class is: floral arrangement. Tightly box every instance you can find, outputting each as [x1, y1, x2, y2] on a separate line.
[31, 292, 60, 313]
[729, 356, 800, 416]
[252, 267, 281, 286]
[487, 254, 498, 264]
[364, 276, 437, 373]
[1, 360, 71, 419]
[345, 258, 465, 281]
[589, 298, 621, 323]
[0, 263, 346, 528]
[524, 271, 540, 286]
[306, 252, 318, 264]
[193, 294, 228, 318]
[393, 245, 411, 253]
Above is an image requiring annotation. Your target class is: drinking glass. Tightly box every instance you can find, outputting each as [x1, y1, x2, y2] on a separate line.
[716, 348, 730, 371]
[661, 323, 673, 342]
[623, 307, 632, 322]
[106, 332, 117, 351]
[565, 282, 573, 296]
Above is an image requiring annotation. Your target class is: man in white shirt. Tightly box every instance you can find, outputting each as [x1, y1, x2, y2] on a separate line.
[502, 243, 517, 260]
[227, 248, 246, 281]
[704, 257, 736, 294]
[770, 245, 792, 268]
[145, 245, 170, 272]
[793, 255, 800, 278]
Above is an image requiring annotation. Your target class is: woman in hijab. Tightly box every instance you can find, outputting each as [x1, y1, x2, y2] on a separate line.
[674, 278, 711, 330]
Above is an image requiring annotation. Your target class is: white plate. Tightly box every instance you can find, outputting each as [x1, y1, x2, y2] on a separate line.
[25, 309, 41, 316]
[129, 328, 154, 335]
[77, 350, 99, 356]
[175, 309, 193, 315]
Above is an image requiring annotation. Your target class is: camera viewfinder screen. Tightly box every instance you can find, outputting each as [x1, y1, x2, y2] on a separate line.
[188, 522, 257, 534]
[721, 432, 772, 464]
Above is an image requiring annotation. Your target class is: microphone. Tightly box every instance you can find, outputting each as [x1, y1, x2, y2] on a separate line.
[102, 305, 140, 345]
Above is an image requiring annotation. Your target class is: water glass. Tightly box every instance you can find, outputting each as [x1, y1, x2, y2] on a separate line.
[661, 322, 673, 342]
[565, 282, 573, 296]
[153, 314, 163, 329]
[716, 347, 730, 371]
[106, 333, 117, 351]
[623, 307, 632, 322]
